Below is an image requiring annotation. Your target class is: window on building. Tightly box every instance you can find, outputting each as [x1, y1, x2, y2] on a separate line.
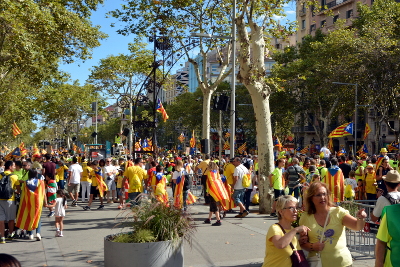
[302, 3, 306, 13]
[346, 9, 353, 19]
[275, 43, 281, 49]
[302, 20, 306, 29]
[310, 24, 316, 32]
[333, 15, 339, 23]
[320, 20, 326, 27]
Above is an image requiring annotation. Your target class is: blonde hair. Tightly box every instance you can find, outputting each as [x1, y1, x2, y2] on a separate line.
[175, 160, 183, 171]
[276, 195, 298, 220]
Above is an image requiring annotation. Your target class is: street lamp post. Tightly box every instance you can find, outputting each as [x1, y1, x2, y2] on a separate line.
[333, 82, 358, 155]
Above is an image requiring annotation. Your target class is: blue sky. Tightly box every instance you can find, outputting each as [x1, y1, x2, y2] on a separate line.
[60, 0, 297, 85]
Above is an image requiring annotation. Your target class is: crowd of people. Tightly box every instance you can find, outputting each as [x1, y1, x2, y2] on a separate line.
[0, 148, 399, 267]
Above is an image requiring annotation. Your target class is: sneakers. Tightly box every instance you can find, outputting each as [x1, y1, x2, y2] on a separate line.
[235, 213, 243, 218]
[59, 233, 63, 237]
[270, 212, 277, 217]
[0, 237, 5, 244]
[72, 199, 77, 206]
[204, 219, 211, 224]
[97, 205, 104, 210]
[7, 233, 15, 240]
[212, 220, 221, 226]
[48, 211, 55, 217]
[83, 206, 91, 211]
[117, 205, 123, 209]
[242, 210, 249, 217]
[55, 230, 60, 237]
[28, 234, 34, 240]
[36, 233, 41, 241]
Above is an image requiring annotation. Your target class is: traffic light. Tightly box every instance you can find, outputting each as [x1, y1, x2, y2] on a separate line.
[91, 132, 97, 138]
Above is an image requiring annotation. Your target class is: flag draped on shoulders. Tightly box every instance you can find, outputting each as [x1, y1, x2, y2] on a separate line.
[94, 168, 108, 197]
[155, 173, 169, 206]
[375, 156, 385, 173]
[16, 178, 45, 231]
[173, 172, 185, 209]
[326, 166, 344, 202]
[206, 170, 228, 202]
[328, 122, 353, 138]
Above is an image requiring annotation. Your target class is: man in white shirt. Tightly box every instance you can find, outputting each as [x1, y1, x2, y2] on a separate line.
[232, 157, 249, 218]
[320, 145, 331, 163]
[104, 158, 117, 203]
[68, 157, 83, 207]
[371, 170, 400, 222]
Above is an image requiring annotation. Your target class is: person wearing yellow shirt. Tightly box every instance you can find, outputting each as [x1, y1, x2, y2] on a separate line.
[56, 161, 69, 190]
[81, 162, 92, 203]
[83, 160, 106, 211]
[194, 154, 211, 204]
[0, 161, 21, 243]
[122, 158, 147, 205]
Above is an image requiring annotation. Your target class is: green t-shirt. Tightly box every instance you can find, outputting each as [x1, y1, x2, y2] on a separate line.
[13, 169, 24, 180]
[271, 167, 283, 190]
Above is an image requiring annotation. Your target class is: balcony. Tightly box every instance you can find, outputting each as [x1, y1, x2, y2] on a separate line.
[299, 10, 306, 16]
[326, 0, 351, 9]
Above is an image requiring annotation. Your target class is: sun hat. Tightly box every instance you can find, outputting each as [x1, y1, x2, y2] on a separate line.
[366, 164, 374, 169]
[383, 170, 400, 183]
[380, 148, 388, 153]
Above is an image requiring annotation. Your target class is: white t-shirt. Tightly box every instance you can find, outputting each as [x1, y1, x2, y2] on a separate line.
[233, 164, 248, 190]
[104, 165, 116, 181]
[68, 163, 83, 184]
[345, 178, 357, 190]
[172, 170, 186, 181]
[54, 197, 66, 217]
[372, 191, 400, 218]
[320, 146, 331, 158]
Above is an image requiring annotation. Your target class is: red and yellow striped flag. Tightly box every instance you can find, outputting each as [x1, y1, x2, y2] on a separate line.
[16, 179, 45, 231]
[220, 183, 235, 210]
[12, 122, 22, 138]
[237, 142, 247, 154]
[173, 174, 185, 209]
[328, 138, 333, 152]
[363, 123, 371, 140]
[223, 140, 230, 150]
[206, 170, 229, 202]
[190, 130, 196, 148]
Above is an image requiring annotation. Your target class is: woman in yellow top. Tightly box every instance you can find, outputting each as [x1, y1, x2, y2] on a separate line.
[365, 164, 377, 200]
[299, 182, 367, 267]
[80, 162, 92, 203]
[55, 161, 69, 190]
[263, 195, 310, 267]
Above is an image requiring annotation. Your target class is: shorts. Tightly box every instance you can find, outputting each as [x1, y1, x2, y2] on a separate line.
[209, 197, 218, 212]
[106, 180, 116, 191]
[68, 183, 80, 194]
[90, 185, 100, 195]
[274, 189, 285, 201]
[116, 188, 123, 197]
[57, 180, 65, 190]
[232, 189, 245, 205]
[0, 200, 17, 221]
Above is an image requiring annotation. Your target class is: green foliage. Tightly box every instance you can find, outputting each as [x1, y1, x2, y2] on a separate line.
[112, 229, 156, 243]
[113, 200, 195, 244]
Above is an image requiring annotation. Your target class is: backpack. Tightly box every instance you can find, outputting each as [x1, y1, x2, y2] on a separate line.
[384, 193, 400, 205]
[242, 173, 251, 188]
[0, 173, 14, 200]
[183, 175, 191, 191]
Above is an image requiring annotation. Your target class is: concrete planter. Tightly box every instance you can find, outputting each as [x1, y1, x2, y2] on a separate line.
[104, 233, 184, 267]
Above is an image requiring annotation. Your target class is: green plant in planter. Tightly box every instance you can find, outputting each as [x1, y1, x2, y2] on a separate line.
[110, 199, 196, 244]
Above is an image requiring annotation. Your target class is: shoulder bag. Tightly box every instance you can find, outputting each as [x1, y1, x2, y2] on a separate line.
[276, 223, 309, 267]
[308, 210, 330, 267]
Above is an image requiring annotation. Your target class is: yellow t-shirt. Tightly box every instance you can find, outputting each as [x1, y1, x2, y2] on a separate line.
[81, 165, 93, 183]
[0, 171, 20, 201]
[365, 172, 377, 194]
[224, 163, 236, 185]
[354, 166, 364, 181]
[262, 224, 300, 267]
[299, 206, 352, 267]
[271, 167, 283, 190]
[376, 211, 393, 267]
[56, 165, 69, 182]
[90, 167, 101, 187]
[116, 175, 123, 188]
[123, 166, 147, 193]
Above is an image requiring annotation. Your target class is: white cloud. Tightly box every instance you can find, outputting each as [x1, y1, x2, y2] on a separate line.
[286, 10, 296, 14]
[272, 14, 285, 20]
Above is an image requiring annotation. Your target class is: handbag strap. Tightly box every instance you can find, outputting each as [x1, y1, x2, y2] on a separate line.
[275, 223, 296, 251]
[319, 209, 331, 243]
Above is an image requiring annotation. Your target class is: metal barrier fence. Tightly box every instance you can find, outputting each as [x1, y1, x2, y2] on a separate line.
[340, 200, 378, 258]
[189, 174, 203, 197]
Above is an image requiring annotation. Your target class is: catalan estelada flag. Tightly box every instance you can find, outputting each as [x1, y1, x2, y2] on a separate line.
[173, 172, 185, 209]
[12, 122, 22, 138]
[135, 139, 141, 151]
[190, 130, 196, 148]
[224, 132, 230, 139]
[178, 133, 185, 143]
[274, 137, 282, 151]
[19, 142, 27, 157]
[206, 170, 229, 202]
[32, 143, 41, 158]
[300, 145, 309, 154]
[237, 142, 247, 154]
[326, 166, 344, 202]
[363, 123, 371, 140]
[388, 141, 399, 152]
[220, 183, 235, 210]
[156, 99, 169, 122]
[223, 140, 230, 150]
[16, 178, 45, 231]
[94, 168, 108, 197]
[328, 138, 333, 152]
[187, 191, 197, 205]
[328, 122, 353, 138]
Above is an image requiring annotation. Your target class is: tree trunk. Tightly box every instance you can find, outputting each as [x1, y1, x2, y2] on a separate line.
[236, 16, 274, 214]
[202, 90, 212, 140]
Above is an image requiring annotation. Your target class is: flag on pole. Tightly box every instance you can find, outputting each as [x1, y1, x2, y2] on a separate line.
[135, 139, 141, 151]
[388, 141, 399, 152]
[156, 99, 169, 122]
[337, 147, 347, 156]
[328, 138, 333, 152]
[357, 143, 368, 157]
[237, 142, 247, 154]
[19, 142, 27, 157]
[223, 140, 230, 150]
[178, 133, 185, 143]
[32, 143, 41, 158]
[363, 123, 371, 140]
[190, 130, 196, 148]
[300, 145, 309, 154]
[273, 137, 282, 151]
[224, 132, 230, 139]
[328, 122, 353, 138]
[12, 122, 22, 138]
[142, 139, 150, 151]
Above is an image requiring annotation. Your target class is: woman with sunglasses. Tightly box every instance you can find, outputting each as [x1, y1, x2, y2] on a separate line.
[376, 159, 393, 196]
[262, 195, 310, 267]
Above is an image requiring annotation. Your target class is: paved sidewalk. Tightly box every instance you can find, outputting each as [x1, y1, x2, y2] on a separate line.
[1, 199, 376, 267]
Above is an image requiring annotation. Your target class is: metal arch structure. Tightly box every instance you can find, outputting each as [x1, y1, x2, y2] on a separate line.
[131, 35, 199, 156]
